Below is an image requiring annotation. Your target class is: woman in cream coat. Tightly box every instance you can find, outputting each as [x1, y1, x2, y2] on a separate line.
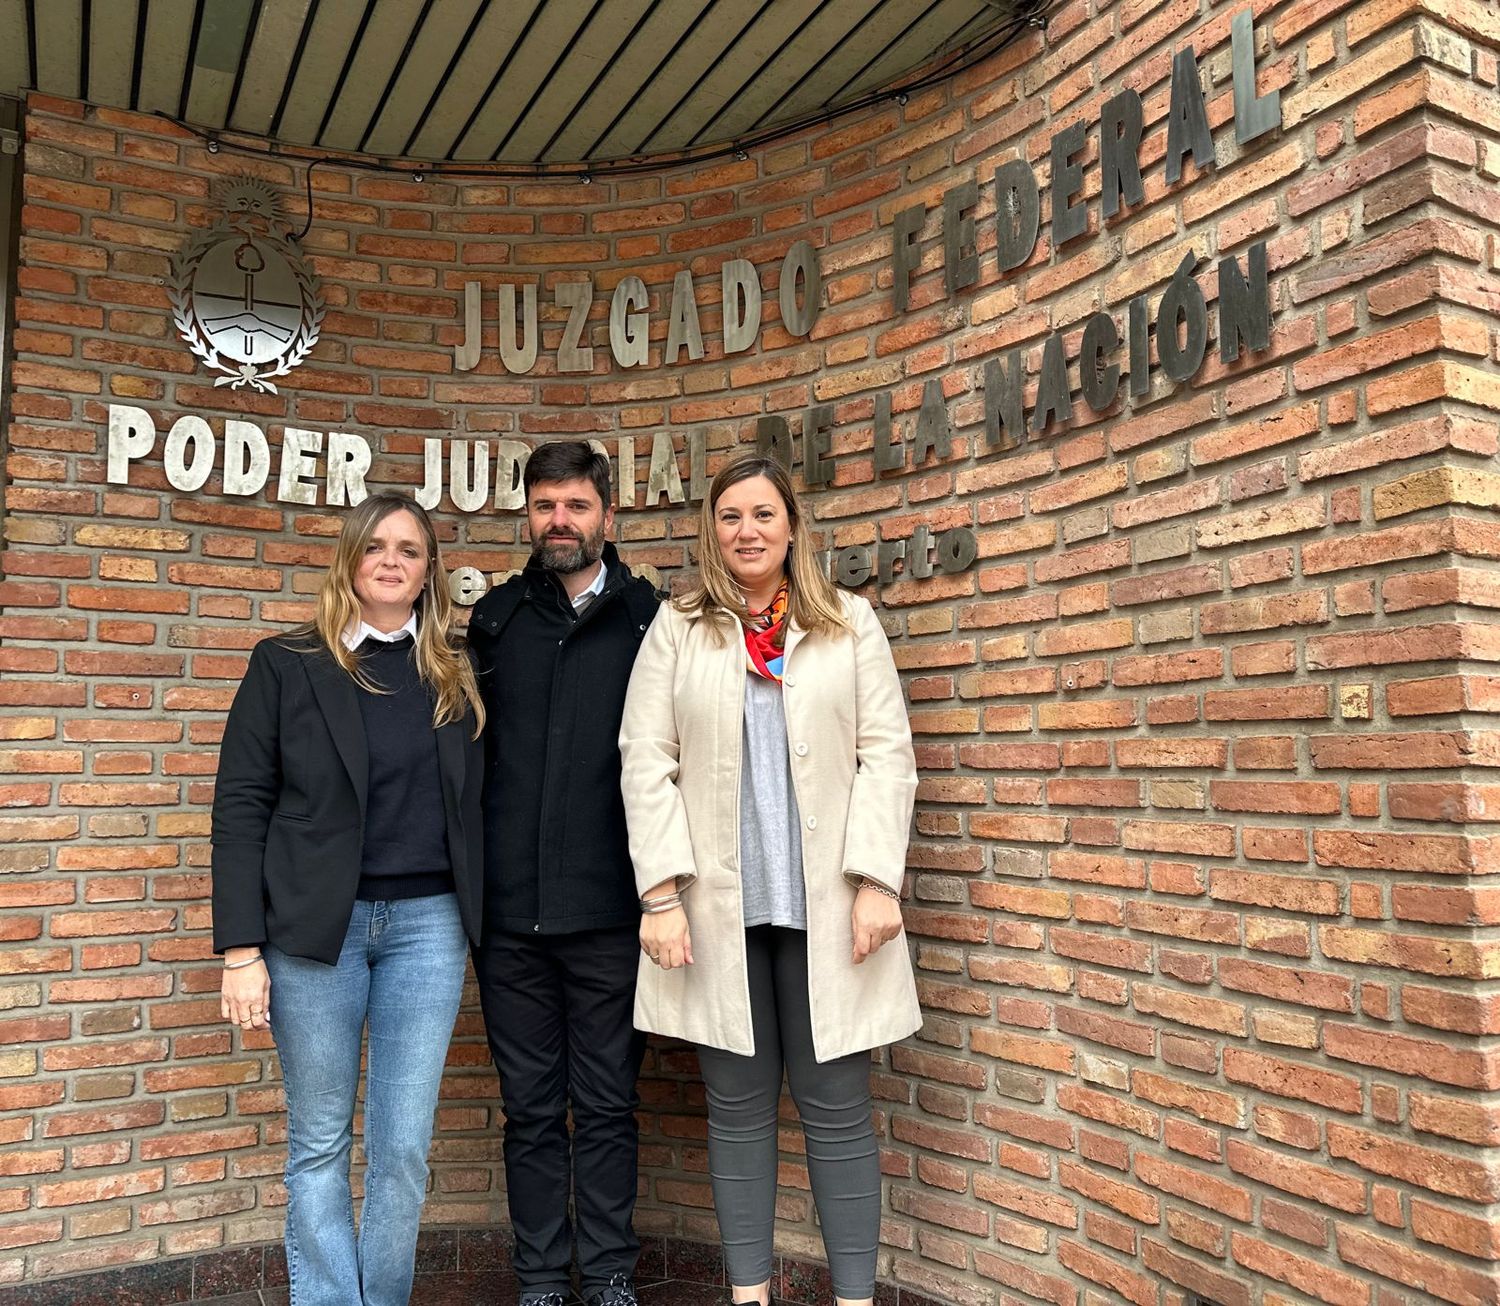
[620, 452, 920, 1306]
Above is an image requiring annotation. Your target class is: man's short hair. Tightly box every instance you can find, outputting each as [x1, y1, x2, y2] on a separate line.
[524, 441, 612, 508]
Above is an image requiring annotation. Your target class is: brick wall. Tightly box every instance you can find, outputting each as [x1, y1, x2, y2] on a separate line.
[3, 0, 1500, 1301]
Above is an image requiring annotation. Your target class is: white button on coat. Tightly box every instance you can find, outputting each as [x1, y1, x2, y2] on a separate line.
[794, 742, 809, 756]
[806, 815, 817, 830]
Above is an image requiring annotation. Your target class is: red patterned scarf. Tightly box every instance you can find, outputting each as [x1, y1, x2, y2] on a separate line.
[743, 580, 789, 682]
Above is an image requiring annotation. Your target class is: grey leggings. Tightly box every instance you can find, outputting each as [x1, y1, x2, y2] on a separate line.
[695, 926, 879, 1300]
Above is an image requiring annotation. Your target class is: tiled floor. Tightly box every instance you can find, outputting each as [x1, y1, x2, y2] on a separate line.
[6, 1235, 913, 1306]
[195, 1280, 735, 1306]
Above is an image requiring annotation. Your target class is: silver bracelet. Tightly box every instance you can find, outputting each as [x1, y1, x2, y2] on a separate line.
[859, 879, 902, 902]
[223, 954, 266, 970]
[641, 893, 683, 914]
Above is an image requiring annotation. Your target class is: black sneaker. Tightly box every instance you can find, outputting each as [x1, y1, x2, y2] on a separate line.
[586, 1273, 639, 1306]
[521, 1292, 568, 1306]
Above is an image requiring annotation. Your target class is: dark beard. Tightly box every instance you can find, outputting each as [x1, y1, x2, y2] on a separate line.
[530, 525, 604, 574]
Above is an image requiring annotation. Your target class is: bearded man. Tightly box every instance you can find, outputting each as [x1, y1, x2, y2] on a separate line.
[467, 440, 660, 1306]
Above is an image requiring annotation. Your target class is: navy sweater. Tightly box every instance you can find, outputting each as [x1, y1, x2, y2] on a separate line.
[353, 636, 451, 900]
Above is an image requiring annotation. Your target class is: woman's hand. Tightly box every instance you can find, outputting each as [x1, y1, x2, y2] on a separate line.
[220, 949, 270, 1031]
[640, 906, 693, 970]
[852, 883, 904, 964]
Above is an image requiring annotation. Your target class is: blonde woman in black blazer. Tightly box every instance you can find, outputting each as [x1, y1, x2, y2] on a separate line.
[212, 493, 484, 1306]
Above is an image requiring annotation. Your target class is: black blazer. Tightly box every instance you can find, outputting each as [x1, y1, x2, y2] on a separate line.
[210, 632, 484, 964]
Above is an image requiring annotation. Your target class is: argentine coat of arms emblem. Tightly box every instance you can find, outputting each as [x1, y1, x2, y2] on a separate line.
[169, 179, 324, 394]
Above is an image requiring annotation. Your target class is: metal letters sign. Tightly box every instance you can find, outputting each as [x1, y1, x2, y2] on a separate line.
[104, 5, 1292, 603]
[169, 179, 324, 394]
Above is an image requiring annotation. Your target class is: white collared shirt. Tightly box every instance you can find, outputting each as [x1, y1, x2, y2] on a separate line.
[571, 563, 606, 609]
[341, 610, 418, 651]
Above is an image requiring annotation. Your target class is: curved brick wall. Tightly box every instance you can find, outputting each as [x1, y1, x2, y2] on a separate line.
[3, 2, 1500, 1303]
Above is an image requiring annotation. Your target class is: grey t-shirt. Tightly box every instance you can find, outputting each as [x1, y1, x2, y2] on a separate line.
[739, 671, 807, 929]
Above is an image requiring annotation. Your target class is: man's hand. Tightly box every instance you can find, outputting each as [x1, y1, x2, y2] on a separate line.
[852, 884, 904, 964]
[641, 906, 693, 970]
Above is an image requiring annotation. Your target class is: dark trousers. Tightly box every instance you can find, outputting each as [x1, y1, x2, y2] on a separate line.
[695, 927, 879, 1300]
[473, 925, 646, 1296]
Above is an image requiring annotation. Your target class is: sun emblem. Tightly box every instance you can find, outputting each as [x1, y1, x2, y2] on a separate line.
[169, 178, 325, 394]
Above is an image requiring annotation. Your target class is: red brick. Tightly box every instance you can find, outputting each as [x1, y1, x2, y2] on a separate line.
[1217, 957, 1353, 1012]
[1224, 1049, 1363, 1113]
[1205, 686, 1331, 720]
[1339, 1224, 1499, 1305]
[1230, 1231, 1369, 1306]
[1136, 1151, 1251, 1221]
[1133, 1070, 1243, 1128]
[1327, 1122, 1499, 1201]
[1143, 1238, 1250, 1306]
[1323, 1022, 1497, 1090]
[1059, 1160, 1158, 1225]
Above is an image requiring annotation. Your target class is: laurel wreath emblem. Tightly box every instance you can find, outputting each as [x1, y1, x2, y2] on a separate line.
[169, 180, 325, 395]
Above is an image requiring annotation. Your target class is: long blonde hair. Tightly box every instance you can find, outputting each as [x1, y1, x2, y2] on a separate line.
[675, 452, 849, 641]
[299, 493, 485, 737]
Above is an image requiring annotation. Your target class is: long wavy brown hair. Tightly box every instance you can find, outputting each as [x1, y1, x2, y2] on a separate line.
[675, 451, 849, 642]
[297, 493, 484, 736]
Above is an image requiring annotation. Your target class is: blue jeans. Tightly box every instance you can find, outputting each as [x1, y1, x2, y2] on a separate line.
[266, 894, 467, 1306]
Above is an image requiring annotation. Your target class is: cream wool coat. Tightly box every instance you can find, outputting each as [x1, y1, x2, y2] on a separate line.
[619, 591, 922, 1062]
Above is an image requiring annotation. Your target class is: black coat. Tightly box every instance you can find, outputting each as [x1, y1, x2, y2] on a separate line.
[210, 633, 485, 964]
[467, 544, 660, 934]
